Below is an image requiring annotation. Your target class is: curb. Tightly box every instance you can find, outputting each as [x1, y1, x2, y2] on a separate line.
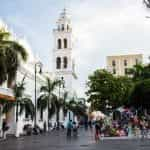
[101, 136, 150, 140]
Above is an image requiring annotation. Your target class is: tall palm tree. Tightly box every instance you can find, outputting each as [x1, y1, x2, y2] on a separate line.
[14, 76, 34, 122]
[144, 0, 150, 8]
[0, 29, 28, 87]
[37, 77, 60, 128]
[62, 91, 68, 119]
[0, 49, 7, 84]
[53, 94, 63, 129]
[19, 97, 34, 120]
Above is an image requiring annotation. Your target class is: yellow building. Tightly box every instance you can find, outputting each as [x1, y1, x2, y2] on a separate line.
[107, 54, 143, 76]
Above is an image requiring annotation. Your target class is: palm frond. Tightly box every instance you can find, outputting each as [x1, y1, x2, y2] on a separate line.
[19, 98, 34, 119]
[40, 86, 48, 93]
[37, 95, 48, 110]
[0, 30, 10, 41]
[0, 50, 7, 84]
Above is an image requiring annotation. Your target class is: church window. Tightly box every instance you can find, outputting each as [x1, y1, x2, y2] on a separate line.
[56, 57, 61, 69]
[125, 68, 128, 75]
[67, 24, 69, 30]
[64, 38, 67, 48]
[62, 24, 64, 31]
[113, 68, 116, 74]
[58, 39, 62, 49]
[112, 60, 116, 66]
[58, 25, 60, 31]
[63, 57, 68, 69]
[124, 60, 127, 66]
[135, 58, 139, 65]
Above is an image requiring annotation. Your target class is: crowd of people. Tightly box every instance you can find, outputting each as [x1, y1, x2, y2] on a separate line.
[92, 111, 150, 141]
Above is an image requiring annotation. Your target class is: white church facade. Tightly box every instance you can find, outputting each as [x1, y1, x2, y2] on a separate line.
[51, 9, 77, 124]
[53, 9, 76, 92]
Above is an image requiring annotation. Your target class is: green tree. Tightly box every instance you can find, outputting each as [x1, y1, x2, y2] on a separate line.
[129, 79, 150, 110]
[144, 0, 150, 8]
[0, 29, 28, 87]
[65, 98, 87, 118]
[86, 69, 133, 112]
[54, 95, 64, 129]
[62, 91, 69, 119]
[127, 63, 150, 81]
[37, 77, 60, 125]
[14, 76, 34, 122]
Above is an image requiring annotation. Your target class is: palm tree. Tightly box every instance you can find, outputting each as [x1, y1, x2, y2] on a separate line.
[62, 91, 68, 119]
[53, 94, 63, 129]
[19, 97, 35, 120]
[14, 76, 34, 122]
[144, 0, 150, 8]
[66, 98, 87, 119]
[0, 49, 7, 84]
[37, 77, 60, 128]
[0, 29, 28, 87]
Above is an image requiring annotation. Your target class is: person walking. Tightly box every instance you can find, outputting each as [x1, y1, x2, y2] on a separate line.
[72, 121, 78, 137]
[2, 119, 9, 140]
[95, 121, 100, 142]
[67, 120, 73, 137]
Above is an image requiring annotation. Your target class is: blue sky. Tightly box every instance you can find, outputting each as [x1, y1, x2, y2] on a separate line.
[1, 0, 150, 96]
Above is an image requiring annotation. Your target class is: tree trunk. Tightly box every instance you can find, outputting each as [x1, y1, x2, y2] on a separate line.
[56, 107, 60, 130]
[16, 102, 18, 122]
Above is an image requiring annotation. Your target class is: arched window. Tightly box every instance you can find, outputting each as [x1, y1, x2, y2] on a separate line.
[62, 24, 64, 31]
[58, 25, 60, 31]
[64, 38, 67, 48]
[56, 57, 61, 69]
[67, 24, 69, 30]
[58, 39, 61, 49]
[63, 57, 68, 69]
[112, 60, 116, 66]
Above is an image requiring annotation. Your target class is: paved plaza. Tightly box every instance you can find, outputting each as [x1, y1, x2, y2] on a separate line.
[0, 128, 150, 150]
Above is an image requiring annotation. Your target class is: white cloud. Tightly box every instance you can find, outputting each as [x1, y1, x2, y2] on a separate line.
[1, 0, 150, 97]
[0, 19, 35, 63]
[69, 0, 150, 96]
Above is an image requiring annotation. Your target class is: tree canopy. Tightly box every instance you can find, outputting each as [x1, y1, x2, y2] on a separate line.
[86, 69, 133, 112]
[0, 29, 28, 86]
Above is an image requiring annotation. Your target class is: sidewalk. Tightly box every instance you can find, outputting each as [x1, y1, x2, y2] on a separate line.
[101, 136, 150, 140]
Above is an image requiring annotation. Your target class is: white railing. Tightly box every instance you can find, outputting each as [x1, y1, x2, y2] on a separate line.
[0, 87, 14, 97]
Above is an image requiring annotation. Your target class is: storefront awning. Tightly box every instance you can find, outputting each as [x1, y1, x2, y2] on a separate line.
[0, 93, 15, 101]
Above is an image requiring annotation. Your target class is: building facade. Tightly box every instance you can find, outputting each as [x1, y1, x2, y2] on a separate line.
[52, 9, 77, 125]
[107, 54, 143, 76]
[0, 21, 50, 137]
[0, 62, 48, 137]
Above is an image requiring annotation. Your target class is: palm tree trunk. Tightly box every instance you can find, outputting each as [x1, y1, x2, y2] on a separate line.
[16, 101, 18, 122]
[56, 107, 60, 130]
[47, 95, 50, 131]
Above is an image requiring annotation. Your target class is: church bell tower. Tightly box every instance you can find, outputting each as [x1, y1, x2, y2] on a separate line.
[53, 9, 75, 91]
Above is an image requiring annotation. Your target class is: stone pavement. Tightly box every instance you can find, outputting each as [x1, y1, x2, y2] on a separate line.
[0, 128, 150, 150]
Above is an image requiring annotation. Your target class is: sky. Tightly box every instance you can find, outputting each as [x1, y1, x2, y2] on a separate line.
[0, 0, 150, 97]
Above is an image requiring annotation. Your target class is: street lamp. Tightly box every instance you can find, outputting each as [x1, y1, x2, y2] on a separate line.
[34, 62, 42, 128]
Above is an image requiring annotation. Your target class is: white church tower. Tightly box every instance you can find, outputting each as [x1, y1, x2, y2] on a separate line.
[53, 9, 75, 91]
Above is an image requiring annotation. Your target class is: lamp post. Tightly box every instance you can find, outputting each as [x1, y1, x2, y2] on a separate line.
[34, 62, 42, 128]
